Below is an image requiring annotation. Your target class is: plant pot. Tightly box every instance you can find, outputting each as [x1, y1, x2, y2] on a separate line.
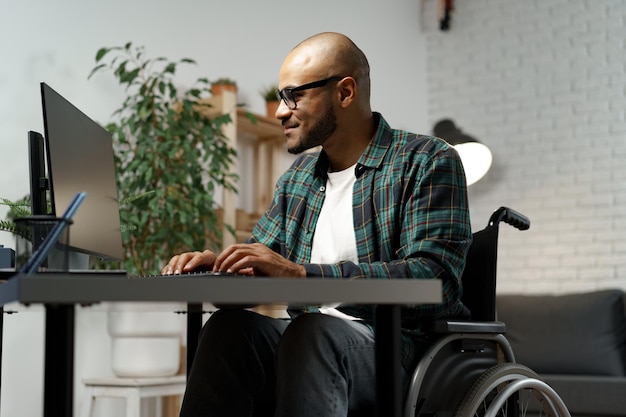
[265, 100, 279, 117]
[211, 83, 237, 96]
[107, 302, 186, 377]
[110, 337, 181, 377]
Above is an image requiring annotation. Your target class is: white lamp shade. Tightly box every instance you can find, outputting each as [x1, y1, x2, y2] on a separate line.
[453, 141, 493, 186]
[433, 119, 492, 186]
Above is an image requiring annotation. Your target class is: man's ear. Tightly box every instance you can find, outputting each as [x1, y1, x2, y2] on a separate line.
[337, 77, 357, 108]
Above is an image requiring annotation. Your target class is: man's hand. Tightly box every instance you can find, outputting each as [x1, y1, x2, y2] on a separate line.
[214, 243, 306, 278]
[161, 250, 217, 275]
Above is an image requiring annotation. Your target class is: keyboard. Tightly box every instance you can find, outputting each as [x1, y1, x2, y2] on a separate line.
[137, 270, 247, 279]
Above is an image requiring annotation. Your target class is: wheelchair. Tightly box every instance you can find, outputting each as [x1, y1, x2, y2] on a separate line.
[403, 207, 571, 417]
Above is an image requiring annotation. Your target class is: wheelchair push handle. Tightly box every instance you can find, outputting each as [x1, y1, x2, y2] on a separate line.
[488, 207, 530, 231]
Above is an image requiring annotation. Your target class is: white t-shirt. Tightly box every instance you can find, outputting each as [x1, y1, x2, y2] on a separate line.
[310, 164, 359, 319]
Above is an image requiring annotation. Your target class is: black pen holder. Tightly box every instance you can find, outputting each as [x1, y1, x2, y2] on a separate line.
[13, 215, 73, 272]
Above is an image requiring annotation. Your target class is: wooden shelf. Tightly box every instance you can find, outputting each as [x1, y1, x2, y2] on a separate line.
[206, 91, 285, 247]
[237, 109, 283, 142]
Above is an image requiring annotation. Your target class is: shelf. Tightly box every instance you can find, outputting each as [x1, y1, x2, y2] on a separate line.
[237, 109, 283, 142]
[206, 91, 285, 247]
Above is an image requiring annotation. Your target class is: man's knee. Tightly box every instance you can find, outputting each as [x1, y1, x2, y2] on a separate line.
[201, 309, 289, 346]
[278, 314, 373, 356]
[279, 313, 333, 348]
[204, 309, 261, 332]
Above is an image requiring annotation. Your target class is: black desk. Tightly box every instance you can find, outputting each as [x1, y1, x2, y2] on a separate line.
[0, 273, 441, 417]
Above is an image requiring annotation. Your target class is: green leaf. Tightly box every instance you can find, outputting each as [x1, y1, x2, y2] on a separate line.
[164, 63, 176, 74]
[87, 66, 101, 81]
[244, 111, 258, 125]
[121, 68, 140, 84]
[95, 48, 110, 63]
[114, 60, 128, 79]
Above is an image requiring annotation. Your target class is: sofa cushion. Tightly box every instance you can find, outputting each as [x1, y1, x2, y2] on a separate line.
[541, 374, 626, 416]
[497, 289, 626, 376]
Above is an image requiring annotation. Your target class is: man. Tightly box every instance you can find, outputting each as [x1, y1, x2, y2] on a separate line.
[162, 32, 472, 417]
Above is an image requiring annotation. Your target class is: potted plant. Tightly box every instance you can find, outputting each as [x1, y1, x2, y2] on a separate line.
[260, 84, 280, 117]
[211, 77, 238, 96]
[1, 197, 32, 268]
[0, 197, 30, 238]
[88, 42, 238, 276]
[88, 43, 240, 378]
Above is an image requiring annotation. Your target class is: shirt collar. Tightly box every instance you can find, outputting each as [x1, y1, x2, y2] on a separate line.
[314, 112, 393, 180]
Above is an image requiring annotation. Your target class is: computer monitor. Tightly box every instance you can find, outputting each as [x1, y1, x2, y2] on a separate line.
[28, 130, 48, 219]
[39, 82, 124, 261]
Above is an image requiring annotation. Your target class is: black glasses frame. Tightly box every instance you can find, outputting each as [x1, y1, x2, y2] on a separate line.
[275, 76, 345, 110]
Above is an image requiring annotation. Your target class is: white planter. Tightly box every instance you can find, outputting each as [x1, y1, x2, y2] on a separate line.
[106, 302, 185, 377]
[110, 336, 181, 377]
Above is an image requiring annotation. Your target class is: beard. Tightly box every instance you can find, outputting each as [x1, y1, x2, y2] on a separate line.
[288, 102, 337, 154]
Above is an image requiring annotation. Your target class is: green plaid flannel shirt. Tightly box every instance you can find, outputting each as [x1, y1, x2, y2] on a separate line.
[247, 113, 472, 369]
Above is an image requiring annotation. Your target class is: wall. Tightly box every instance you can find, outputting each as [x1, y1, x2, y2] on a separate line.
[422, 0, 626, 294]
[0, 0, 429, 415]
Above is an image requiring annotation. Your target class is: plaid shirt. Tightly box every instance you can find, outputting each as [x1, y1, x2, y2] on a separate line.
[248, 113, 472, 367]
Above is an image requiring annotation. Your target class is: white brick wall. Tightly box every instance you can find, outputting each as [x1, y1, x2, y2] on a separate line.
[423, 0, 626, 294]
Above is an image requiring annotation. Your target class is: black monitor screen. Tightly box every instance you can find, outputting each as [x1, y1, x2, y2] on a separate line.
[41, 82, 124, 261]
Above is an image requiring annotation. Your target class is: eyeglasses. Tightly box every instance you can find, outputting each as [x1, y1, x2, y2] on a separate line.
[275, 76, 344, 110]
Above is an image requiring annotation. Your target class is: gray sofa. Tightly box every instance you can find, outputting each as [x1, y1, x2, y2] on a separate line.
[496, 289, 626, 417]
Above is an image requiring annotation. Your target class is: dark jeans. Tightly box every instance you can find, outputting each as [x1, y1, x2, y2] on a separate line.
[180, 309, 410, 417]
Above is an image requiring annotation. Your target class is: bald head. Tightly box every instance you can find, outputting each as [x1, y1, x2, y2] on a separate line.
[281, 32, 371, 103]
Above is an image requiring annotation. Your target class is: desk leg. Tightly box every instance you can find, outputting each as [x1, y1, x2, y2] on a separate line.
[375, 305, 402, 417]
[0, 306, 3, 411]
[44, 304, 74, 417]
[186, 303, 203, 378]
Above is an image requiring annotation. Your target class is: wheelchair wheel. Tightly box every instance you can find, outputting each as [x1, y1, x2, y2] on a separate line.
[455, 363, 571, 417]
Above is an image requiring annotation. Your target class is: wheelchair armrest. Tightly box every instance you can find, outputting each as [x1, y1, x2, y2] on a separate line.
[431, 320, 506, 334]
